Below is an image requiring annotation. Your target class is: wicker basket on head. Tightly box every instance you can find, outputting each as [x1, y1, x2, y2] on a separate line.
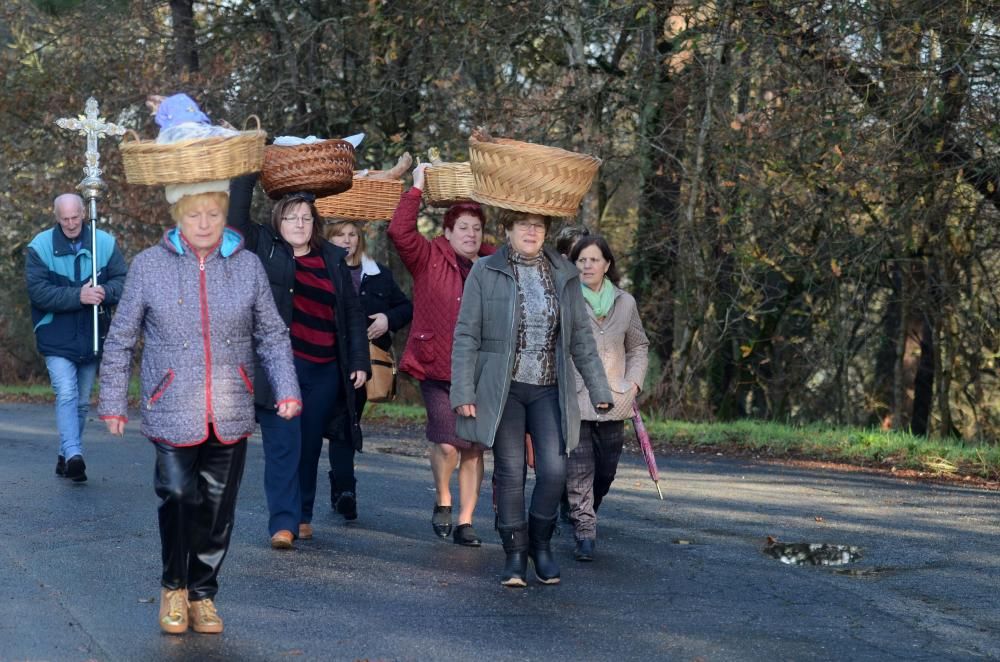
[120, 116, 266, 185]
[314, 172, 403, 222]
[468, 133, 601, 217]
[424, 162, 474, 207]
[260, 139, 356, 199]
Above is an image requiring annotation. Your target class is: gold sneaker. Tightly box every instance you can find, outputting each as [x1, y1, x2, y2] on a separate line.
[158, 588, 188, 634]
[189, 598, 224, 634]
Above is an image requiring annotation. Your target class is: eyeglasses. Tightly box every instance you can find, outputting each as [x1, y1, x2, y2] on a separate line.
[281, 216, 314, 225]
[513, 220, 546, 233]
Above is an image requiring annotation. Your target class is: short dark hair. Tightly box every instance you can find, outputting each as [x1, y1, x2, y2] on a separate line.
[495, 209, 554, 233]
[443, 202, 485, 231]
[555, 225, 590, 256]
[569, 235, 621, 285]
[271, 192, 325, 253]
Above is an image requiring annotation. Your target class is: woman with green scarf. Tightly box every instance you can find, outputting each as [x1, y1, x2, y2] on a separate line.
[566, 235, 650, 562]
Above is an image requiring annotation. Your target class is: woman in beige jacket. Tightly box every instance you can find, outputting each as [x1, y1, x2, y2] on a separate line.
[566, 235, 650, 562]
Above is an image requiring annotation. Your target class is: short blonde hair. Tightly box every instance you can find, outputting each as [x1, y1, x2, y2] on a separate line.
[324, 220, 367, 266]
[169, 191, 230, 223]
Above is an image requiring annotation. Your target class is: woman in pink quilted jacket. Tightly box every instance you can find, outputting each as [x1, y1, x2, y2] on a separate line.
[97, 93, 301, 637]
[387, 163, 495, 546]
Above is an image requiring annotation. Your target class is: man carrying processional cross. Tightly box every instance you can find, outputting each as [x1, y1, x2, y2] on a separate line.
[25, 98, 128, 483]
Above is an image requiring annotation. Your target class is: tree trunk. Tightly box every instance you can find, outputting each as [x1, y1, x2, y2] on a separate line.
[169, 0, 198, 73]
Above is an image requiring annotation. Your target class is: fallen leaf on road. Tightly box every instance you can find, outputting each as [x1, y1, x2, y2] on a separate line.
[279, 650, 304, 656]
[673, 539, 692, 545]
[815, 516, 825, 522]
[138, 597, 155, 603]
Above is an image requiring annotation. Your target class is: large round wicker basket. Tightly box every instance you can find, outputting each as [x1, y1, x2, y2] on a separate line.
[260, 140, 356, 199]
[120, 117, 266, 185]
[424, 162, 474, 207]
[315, 172, 403, 222]
[468, 134, 601, 217]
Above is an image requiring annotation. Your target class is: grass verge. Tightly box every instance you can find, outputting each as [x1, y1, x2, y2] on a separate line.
[365, 404, 1000, 482]
[645, 419, 1000, 482]
[4, 383, 996, 483]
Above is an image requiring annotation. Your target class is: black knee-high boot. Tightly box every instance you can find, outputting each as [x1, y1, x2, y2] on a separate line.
[498, 525, 528, 587]
[528, 515, 560, 584]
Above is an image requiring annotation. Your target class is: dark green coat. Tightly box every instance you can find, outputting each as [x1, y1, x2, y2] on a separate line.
[450, 244, 613, 453]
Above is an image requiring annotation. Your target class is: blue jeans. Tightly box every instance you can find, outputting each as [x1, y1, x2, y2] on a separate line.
[44, 355, 98, 459]
[295, 357, 342, 523]
[492, 381, 565, 528]
[257, 405, 303, 536]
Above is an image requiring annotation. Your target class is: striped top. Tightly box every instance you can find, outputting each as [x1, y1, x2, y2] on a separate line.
[291, 251, 337, 363]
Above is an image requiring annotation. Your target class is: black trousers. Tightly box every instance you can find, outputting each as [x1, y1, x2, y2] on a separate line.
[154, 428, 247, 601]
[328, 386, 365, 496]
[493, 382, 565, 528]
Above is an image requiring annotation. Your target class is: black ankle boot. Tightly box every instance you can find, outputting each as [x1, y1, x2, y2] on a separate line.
[498, 525, 528, 587]
[528, 515, 560, 584]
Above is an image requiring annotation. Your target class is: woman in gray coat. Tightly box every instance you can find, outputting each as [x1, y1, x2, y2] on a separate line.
[451, 210, 613, 587]
[99, 188, 301, 635]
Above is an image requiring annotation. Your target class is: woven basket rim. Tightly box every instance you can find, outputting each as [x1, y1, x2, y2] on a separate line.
[264, 137, 355, 150]
[119, 120, 266, 186]
[467, 134, 600, 216]
[469, 191, 573, 217]
[469, 135, 602, 166]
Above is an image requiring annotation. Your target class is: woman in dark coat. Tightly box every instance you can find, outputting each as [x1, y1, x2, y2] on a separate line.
[227, 174, 370, 549]
[324, 219, 412, 519]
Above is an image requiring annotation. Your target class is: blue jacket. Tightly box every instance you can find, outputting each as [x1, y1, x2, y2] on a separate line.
[26, 223, 128, 362]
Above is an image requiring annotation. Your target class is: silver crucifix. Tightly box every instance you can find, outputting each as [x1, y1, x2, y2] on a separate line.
[55, 97, 126, 355]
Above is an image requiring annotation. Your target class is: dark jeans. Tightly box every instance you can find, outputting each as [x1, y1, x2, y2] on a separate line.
[328, 385, 366, 495]
[493, 381, 565, 528]
[257, 404, 302, 535]
[296, 357, 342, 523]
[154, 428, 247, 601]
[566, 419, 625, 540]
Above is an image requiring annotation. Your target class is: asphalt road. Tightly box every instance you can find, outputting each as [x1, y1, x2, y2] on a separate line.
[0, 401, 997, 661]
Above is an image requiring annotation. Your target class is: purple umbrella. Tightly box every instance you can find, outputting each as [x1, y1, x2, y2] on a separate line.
[631, 402, 663, 499]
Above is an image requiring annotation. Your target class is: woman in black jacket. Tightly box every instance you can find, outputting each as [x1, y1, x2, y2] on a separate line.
[324, 220, 412, 519]
[227, 174, 370, 549]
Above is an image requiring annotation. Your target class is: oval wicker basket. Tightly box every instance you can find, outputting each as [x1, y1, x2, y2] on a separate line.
[315, 172, 403, 222]
[120, 116, 266, 185]
[424, 162, 474, 207]
[260, 139, 356, 199]
[468, 134, 601, 217]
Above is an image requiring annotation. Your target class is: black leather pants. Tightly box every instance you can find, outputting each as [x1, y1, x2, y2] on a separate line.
[154, 429, 247, 601]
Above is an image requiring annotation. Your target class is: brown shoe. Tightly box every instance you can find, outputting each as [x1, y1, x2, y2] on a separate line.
[159, 587, 188, 635]
[188, 598, 223, 634]
[298, 522, 313, 540]
[270, 530, 294, 550]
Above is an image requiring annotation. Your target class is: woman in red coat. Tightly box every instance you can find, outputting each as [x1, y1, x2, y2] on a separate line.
[387, 163, 495, 546]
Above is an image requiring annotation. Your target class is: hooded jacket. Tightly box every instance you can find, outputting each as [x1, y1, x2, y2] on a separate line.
[98, 227, 301, 446]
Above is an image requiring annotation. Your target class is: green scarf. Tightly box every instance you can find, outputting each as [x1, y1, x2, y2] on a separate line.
[582, 278, 615, 318]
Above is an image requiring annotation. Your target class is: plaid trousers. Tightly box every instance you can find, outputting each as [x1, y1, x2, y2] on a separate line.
[565, 420, 625, 540]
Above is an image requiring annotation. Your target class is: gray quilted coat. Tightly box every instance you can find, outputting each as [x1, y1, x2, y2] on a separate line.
[450, 244, 613, 454]
[98, 227, 300, 445]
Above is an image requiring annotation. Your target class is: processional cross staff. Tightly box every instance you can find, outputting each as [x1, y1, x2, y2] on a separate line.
[55, 97, 126, 355]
